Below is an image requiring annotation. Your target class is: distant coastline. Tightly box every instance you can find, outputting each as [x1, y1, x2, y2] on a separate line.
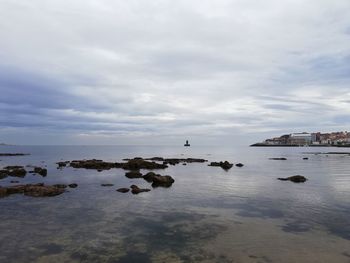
[251, 131, 350, 147]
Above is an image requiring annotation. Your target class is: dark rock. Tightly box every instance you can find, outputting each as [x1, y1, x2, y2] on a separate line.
[0, 184, 65, 198]
[208, 161, 233, 170]
[125, 171, 143, 179]
[269, 158, 287, 160]
[101, 184, 114, 187]
[143, 172, 157, 182]
[235, 163, 244, 167]
[151, 175, 175, 188]
[33, 167, 47, 177]
[56, 161, 69, 168]
[303, 157, 309, 160]
[68, 183, 78, 188]
[0, 170, 8, 179]
[278, 175, 307, 183]
[116, 188, 130, 193]
[53, 184, 68, 189]
[130, 185, 150, 194]
[8, 168, 27, 177]
[145, 157, 164, 161]
[0, 153, 29, 156]
[116, 159, 168, 170]
[4, 166, 24, 169]
[70, 159, 116, 170]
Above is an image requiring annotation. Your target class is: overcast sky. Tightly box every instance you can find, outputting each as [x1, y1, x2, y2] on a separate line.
[0, 0, 350, 145]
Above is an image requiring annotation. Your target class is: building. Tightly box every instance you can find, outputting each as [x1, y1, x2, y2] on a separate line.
[289, 132, 312, 145]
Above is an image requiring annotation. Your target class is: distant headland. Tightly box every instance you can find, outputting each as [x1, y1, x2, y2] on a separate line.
[251, 131, 350, 147]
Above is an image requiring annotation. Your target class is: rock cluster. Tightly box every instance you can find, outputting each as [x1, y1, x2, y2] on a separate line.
[278, 175, 307, 183]
[208, 161, 233, 170]
[33, 167, 47, 177]
[0, 183, 67, 198]
[0, 166, 27, 179]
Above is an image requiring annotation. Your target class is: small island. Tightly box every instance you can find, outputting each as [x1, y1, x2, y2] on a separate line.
[251, 131, 350, 147]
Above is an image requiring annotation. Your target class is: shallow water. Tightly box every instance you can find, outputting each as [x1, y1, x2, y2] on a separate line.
[0, 145, 350, 263]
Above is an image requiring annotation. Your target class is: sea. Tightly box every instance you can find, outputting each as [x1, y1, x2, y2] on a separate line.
[0, 145, 349, 263]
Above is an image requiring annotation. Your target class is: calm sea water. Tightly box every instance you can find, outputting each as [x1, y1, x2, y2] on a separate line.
[0, 145, 349, 263]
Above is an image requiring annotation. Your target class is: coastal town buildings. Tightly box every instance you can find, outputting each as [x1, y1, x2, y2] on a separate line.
[256, 131, 350, 146]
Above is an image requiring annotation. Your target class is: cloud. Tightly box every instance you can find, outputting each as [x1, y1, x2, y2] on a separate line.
[0, 0, 350, 144]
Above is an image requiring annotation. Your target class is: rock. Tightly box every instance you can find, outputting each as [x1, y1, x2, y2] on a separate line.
[53, 184, 67, 189]
[0, 184, 65, 198]
[151, 175, 175, 188]
[116, 159, 168, 170]
[4, 166, 24, 169]
[8, 168, 27, 177]
[235, 163, 244, 167]
[68, 183, 78, 188]
[269, 158, 287, 160]
[0, 170, 8, 179]
[116, 188, 130, 193]
[10, 180, 19, 183]
[208, 161, 233, 170]
[33, 167, 47, 177]
[125, 171, 143, 179]
[56, 161, 69, 168]
[67, 158, 168, 171]
[145, 157, 164, 161]
[182, 163, 187, 166]
[70, 159, 116, 170]
[303, 157, 309, 160]
[130, 185, 150, 194]
[143, 172, 157, 182]
[101, 184, 114, 187]
[0, 153, 29, 156]
[278, 175, 307, 183]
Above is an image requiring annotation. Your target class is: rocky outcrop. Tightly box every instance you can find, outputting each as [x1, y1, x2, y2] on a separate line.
[1, 166, 27, 178]
[151, 175, 175, 188]
[33, 167, 47, 177]
[269, 158, 287, 160]
[57, 161, 69, 168]
[142, 172, 175, 187]
[208, 161, 233, 170]
[70, 159, 116, 170]
[143, 172, 157, 182]
[65, 158, 168, 171]
[116, 188, 130, 193]
[125, 171, 143, 179]
[0, 153, 29, 156]
[0, 183, 66, 198]
[146, 158, 207, 166]
[130, 185, 150, 194]
[116, 159, 168, 170]
[278, 175, 307, 183]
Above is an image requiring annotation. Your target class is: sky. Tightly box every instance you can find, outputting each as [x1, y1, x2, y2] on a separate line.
[0, 0, 350, 145]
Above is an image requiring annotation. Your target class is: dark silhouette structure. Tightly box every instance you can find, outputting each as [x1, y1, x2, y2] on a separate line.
[184, 140, 190, 147]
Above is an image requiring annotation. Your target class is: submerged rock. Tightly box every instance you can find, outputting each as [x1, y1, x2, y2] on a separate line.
[116, 188, 130, 193]
[116, 158, 168, 170]
[269, 158, 287, 160]
[0, 183, 66, 198]
[143, 172, 157, 182]
[208, 161, 233, 170]
[68, 183, 78, 188]
[235, 163, 244, 167]
[0, 153, 29, 156]
[151, 175, 175, 188]
[130, 185, 150, 194]
[33, 167, 47, 177]
[70, 159, 116, 170]
[303, 157, 309, 160]
[125, 171, 143, 179]
[278, 175, 307, 183]
[1, 166, 27, 177]
[56, 161, 69, 168]
[101, 183, 114, 187]
[53, 184, 67, 189]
